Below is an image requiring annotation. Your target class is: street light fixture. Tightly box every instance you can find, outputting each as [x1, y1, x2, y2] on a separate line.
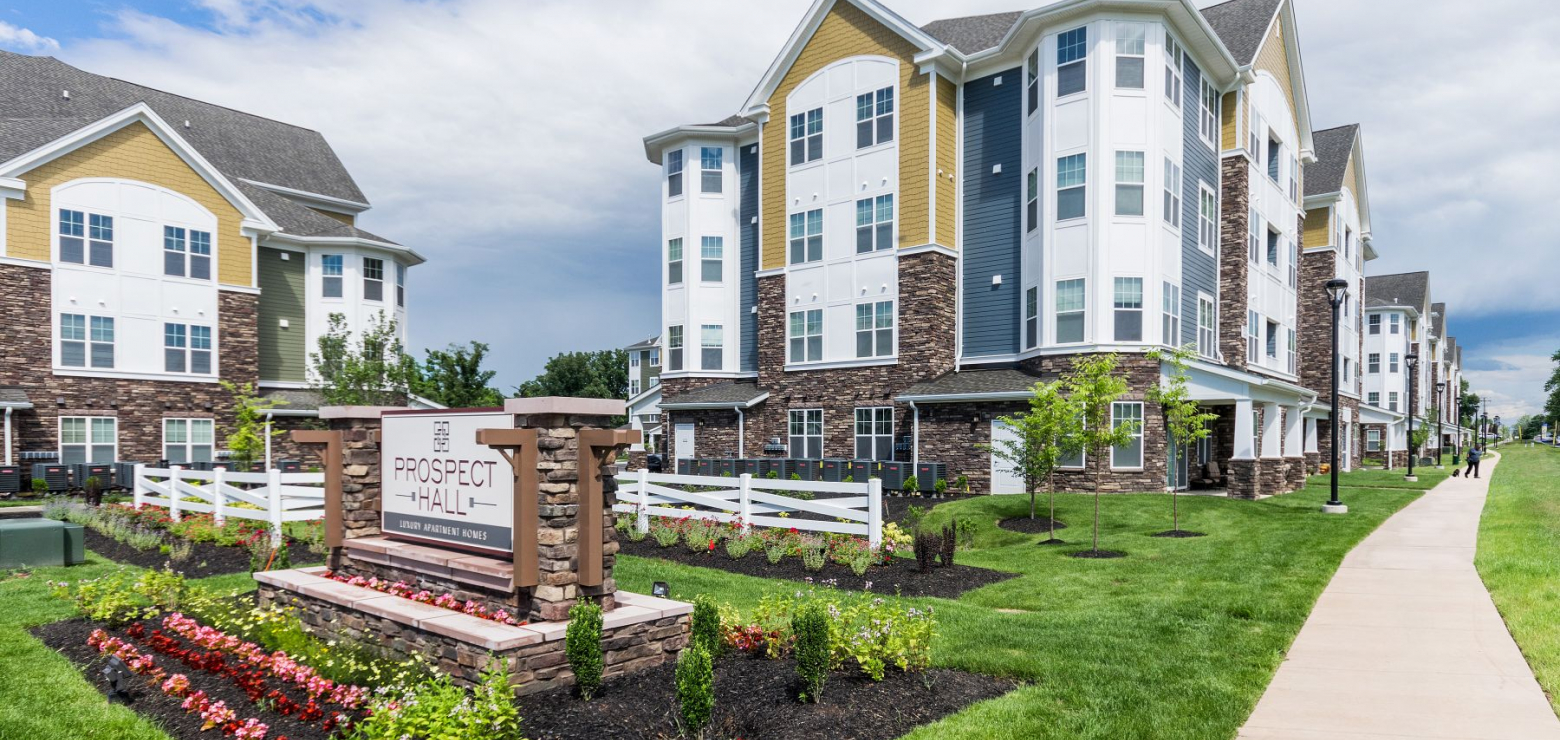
[1324, 278, 1349, 514]
[1405, 352, 1419, 482]
[1494, 415, 1502, 447]
[1436, 381, 1447, 469]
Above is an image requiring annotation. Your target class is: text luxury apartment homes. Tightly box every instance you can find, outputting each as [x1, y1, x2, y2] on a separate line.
[643, 0, 1470, 495]
[0, 50, 424, 468]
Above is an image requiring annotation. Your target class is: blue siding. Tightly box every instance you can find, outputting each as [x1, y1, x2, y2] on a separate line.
[739, 144, 759, 371]
[961, 69, 1024, 358]
[1180, 57, 1220, 347]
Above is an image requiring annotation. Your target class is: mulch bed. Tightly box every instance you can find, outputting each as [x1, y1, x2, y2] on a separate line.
[0, 510, 43, 520]
[619, 538, 1015, 599]
[33, 617, 338, 740]
[78, 526, 322, 579]
[996, 516, 1069, 535]
[1151, 530, 1207, 538]
[520, 651, 1016, 740]
[878, 492, 984, 524]
[1068, 549, 1127, 559]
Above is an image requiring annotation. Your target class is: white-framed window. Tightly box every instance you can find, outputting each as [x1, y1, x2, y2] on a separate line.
[321, 254, 343, 298]
[665, 149, 684, 198]
[789, 209, 823, 264]
[629, 377, 640, 396]
[1057, 26, 1088, 97]
[789, 409, 823, 459]
[1368, 353, 1381, 374]
[1056, 278, 1085, 343]
[630, 352, 640, 369]
[1026, 49, 1040, 116]
[1390, 314, 1400, 334]
[1250, 110, 1263, 158]
[164, 323, 213, 374]
[1162, 282, 1181, 347]
[1199, 78, 1219, 149]
[1198, 184, 1217, 253]
[61, 417, 116, 464]
[1162, 158, 1181, 228]
[855, 407, 894, 460]
[1115, 22, 1145, 89]
[60, 313, 114, 369]
[363, 257, 384, 301]
[667, 325, 683, 371]
[1197, 295, 1217, 359]
[700, 324, 723, 370]
[788, 309, 822, 363]
[1025, 287, 1039, 349]
[650, 348, 660, 366]
[163, 418, 214, 464]
[162, 226, 212, 280]
[1248, 310, 1260, 363]
[1114, 277, 1143, 342]
[1288, 238, 1298, 287]
[856, 87, 894, 148]
[1289, 154, 1300, 203]
[1057, 153, 1087, 221]
[1389, 391, 1399, 412]
[856, 194, 894, 252]
[667, 238, 683, 285]
[1368, 391, 1380, 406]
[1164, 35, 1183, 108]
[1389, 352, 1400, 374]
[700, 236, 723, 282]
[1267, 228, 1280, 266]
[396, 263, 407, 307]
[1369, 314, 1382, 335]
[1248, 208, 1261, 263]
[700, 147, 723, 193]
[1366, 428, 1381, 452]
[1115, 151, 1145, 216]
[1027, 168, 1040, 231]
[856, 300, 894, 358]
[1343, 358, 1352, 382]
[58, 209, 114, 268]
[1266, 320, 1279, 358]
[1111, 402, 1144, 469]
[1267, 134, 1282, 182]
[789, 107, 823, 165]
[1288, 328, 1297, 374]
[1345, 227, 1355, 261]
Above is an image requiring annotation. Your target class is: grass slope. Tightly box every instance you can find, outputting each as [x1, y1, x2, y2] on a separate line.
[1476, 445, 1560, 715]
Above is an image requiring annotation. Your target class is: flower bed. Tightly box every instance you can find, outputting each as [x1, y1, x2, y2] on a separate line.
[319, 571, 526, 626]
[43, 501, 321, 577]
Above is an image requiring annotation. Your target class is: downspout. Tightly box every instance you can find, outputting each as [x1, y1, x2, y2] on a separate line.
[4, 407, 11, 466]
[264, 411, 273, 470]
[736, 407, 745, 458]
[909, 400, 920, 471]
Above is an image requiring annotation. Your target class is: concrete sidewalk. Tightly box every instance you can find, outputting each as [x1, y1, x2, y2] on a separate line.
[1239, 453, 1560, 740]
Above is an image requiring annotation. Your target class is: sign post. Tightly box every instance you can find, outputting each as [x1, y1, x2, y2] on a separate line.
[291, 429, 344, 566]
[475, 427, 539, 589]
[577, 429, 639, 588]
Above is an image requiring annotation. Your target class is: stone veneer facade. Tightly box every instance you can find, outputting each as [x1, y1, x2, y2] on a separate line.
[1217, 157, 1251, 372]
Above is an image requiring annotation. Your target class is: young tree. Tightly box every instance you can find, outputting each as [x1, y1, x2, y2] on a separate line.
[1459, 379, 1480, 428]
[1145, 346, 1217, 536]
[220, 381, 286, 470]
[980, 380, 1082, 540]
[1064, 353, 1138, 556]
[310, 312, 420, 407]
[414, 341, 505, 408]
[1544, 349, 1560, 420]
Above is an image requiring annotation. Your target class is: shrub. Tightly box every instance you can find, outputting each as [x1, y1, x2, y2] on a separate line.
[723, 532, 751, 559]
[169, 539, 194, 562]
[353, 661, 521, 740]
[676, 644, 715, 736]
[684, 517, 723, 554]
[843, 474, 854, 483]
[933, 477, 948, 497]
[625, 521, 648, 543]
[651, 518, 682, 547]
[691, 595, 722, 657]
[800, 538, 826, 572]
[903, 504, 927, 532]
[793, 602, 829, 702]
[765, 470, 779, 479]
[614, 513, 634, 535]
[901, 475, 918, 495]
[939, 523, 957, 567]
[913, 530, 939, 573]
[955, 474, 969, 492]
[956, 518, 977, 549]
[246, 534, 290, 572]
[50, 570, 150, 627]
[845, 541, 874, 576]
[789, 472, 801, 481]
[30, 478, 46, 496]
[566, 600, 604, 701]
[83, 476, 104, 507]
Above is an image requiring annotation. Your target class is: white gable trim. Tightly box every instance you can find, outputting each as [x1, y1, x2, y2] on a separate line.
[1254, 0, 1315, 162]
[0, 103, 279, 233]
[240, 178, 370, 215]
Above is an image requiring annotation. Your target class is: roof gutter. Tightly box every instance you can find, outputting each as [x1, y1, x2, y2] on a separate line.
[263, 233, 427, 266]
[642, 122, 760, 164]
[896, 390, 1033, 404]
[659, 392, 770, 411]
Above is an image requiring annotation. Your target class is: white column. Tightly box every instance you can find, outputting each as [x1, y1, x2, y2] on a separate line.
[1304, 418, 1320, 454]
[1233, 399, 1256, 459]
[1261, 402, 1283, 459]
[267, 467, 284, 547]
[1284, 406, 1304, 459]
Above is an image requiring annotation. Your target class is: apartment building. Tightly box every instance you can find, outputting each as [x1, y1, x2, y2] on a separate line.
[0, 50, 423, 468]
[644, 0, 1385, 495]
[624, 335, 663, 453]
[1359, 276, 1472, 467]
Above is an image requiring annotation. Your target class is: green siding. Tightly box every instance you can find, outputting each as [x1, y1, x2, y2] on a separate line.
[258, 247, 306, 382]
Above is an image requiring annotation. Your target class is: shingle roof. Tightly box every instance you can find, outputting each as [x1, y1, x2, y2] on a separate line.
[259, 388, 322, 411]
[660, 381, 767, 408]
[234, 181, 396, 244]
[1305, 124, 1358, 197]
[899, 368, 1045, 399]
[624, 335, 659, 351]
[0, 386, 31, 406]
[1430, 302, 1447, 340]
[700, 114, 754, 128]
[0, 50, 366, 204]
[1200, 0, 1283, 65]
[920, 11, 1022, 54]
[1364, 272, 1430, 311]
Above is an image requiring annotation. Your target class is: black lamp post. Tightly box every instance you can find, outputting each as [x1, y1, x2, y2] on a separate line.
[1405, 352, 1419, 481]
[1436, 381, 1447, 469]
[1494, 415, 1502, 447]
[1480, 399, 1488, 452]
[1324, 278, 1349, 513]
[1454, 382, 1464, 465]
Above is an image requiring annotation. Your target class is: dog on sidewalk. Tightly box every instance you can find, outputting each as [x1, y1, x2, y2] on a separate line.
[1452, 468, 1462, 478]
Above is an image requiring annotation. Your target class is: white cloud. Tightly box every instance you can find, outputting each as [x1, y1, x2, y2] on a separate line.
[0, 21, 60, 53]
[1462, 333, 1560, 420]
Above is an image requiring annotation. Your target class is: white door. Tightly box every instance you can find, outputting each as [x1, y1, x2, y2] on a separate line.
[990, 420, 1025, 494]
[674, 423, 696, 460]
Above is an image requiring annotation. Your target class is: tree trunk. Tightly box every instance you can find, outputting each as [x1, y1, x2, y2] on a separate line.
[1047, 471, 1057, 541]
[1093, 446, 1102, 553]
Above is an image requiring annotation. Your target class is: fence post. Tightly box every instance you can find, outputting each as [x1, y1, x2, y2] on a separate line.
[132, 463, 146, 510]
[867, 478, 882, 548]
[635, 467, 650, 534]
[738, 473, 753, 532]
[169, 466, 183, 522]
[268, 467, 284, 548]
[212, 467, 226, 526]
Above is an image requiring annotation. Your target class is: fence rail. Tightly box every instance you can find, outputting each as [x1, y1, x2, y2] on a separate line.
[132, 464, 326, 544]
[612, 470, 882, 546]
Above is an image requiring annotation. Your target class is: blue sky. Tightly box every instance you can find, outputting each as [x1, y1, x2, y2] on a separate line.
[4, 0, 1557, 420]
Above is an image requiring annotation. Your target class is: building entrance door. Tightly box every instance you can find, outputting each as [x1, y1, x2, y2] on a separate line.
[989, 420, 1025, 494]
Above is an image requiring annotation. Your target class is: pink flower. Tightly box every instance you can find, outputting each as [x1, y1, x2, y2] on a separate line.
[162, 674, 191, 697]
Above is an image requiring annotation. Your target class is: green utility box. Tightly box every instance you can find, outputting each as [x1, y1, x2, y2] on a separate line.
[0, 519, 86, 569]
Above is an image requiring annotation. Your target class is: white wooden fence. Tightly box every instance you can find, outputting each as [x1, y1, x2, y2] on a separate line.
[132, 464, 326, 545]
[613, 470, 883, 547]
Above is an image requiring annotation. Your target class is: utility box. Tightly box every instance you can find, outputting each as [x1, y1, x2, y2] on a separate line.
[0, 519, 86, 568]
[794, 459, 822, 481]
[757, 458, 791, 480]
[848, 460, 873, 484]
[819, 459, 847, 482]
[277, 460, 303, 473]
[872, 461, 908, 491]
[0, 466, 21, 495]
[72, 463, 115, 490]
[734, 459, 761, 477]
[677, 458, 695, 476]
[31, 463, 71, 492]
[715, 459, 737, 477]
[915, 462, 947, 492]
[696, 459, 715, 477]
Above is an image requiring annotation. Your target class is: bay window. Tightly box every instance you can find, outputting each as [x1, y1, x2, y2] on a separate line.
[1162, 158, 1181, 228]
[666, 149, 684, 198]
[363, 257, 384, 301]
[700, 237, 723, 282]
[700, 147, 723, 193]
[667, 238, 683, 285]
[667, 325, 683, 371]
[1115, 151, 1144, 216]
[1057, 153, 1086, 221]
[1115, 23, 1145, 89]
[1162, 282, 1181, 347]
[1113, 277, 1143, 342]
[700, 324, 723, 370]
[1056, 279, 1085, 343]
[1057, 27, 1088, 97]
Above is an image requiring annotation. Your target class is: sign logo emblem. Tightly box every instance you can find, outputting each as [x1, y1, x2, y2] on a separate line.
[433, 421, 450, 453]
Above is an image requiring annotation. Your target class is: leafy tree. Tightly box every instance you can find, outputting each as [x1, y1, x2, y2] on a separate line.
[514, 349, 629, 400]
[1545, 349, 1560, 421]
[414, 341, 505, 408]
[1063, 354, 1138, 555]
[310, 312, 419, 407]
[1459, 378, 1480, 428]
[220, 381, 286, 470]
[980, 380, 1081, 538]
[1146, 346, 1217, 536]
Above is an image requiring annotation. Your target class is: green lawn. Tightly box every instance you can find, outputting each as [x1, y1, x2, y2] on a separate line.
[619, 478, 1421, 739]
[1306, 459, 1452, 491]
[1476, 445, 1560, 715]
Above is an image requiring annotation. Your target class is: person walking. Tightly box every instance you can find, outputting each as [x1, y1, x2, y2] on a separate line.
[1465, 445, 1483, 479]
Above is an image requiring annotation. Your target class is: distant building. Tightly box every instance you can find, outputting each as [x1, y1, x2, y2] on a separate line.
[624, 335, 662, 453]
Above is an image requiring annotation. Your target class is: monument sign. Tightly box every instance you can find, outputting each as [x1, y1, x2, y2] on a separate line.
[380, 409, 515, 553]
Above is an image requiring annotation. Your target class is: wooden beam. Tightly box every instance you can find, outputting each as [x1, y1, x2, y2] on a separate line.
[291, 429, 344, 560]
[476, 428, 539, 589]
[576, 429, 640, 587]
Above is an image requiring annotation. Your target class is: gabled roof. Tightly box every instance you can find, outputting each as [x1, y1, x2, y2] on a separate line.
[624, 335, 660, 352]
[0, 50, 366, 204]
[1364, 272, 1430, 311]
[1305, 124, 1357, 197]
[920, 11, 1022, 54]
[0, 386, 32, 408]
[899, 368, 1045, 402]
[660, 381, 769, 410]
[235, 181, 394, 244]
[1430, 302, 1447, 340]
[1201, 0, 1283, 65]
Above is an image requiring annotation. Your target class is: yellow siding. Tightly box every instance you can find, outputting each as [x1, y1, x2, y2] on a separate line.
[760, 1, 930, 270]
[1342, 150, 1362, 201]
[311, 207, 355, 226]
[5, 122, 252, 286]
[1220, 91, 1239, 150]
[1303, 207, 1331, 248]
[1252, 14, 1301, 133]
[934, 75, 957, 246]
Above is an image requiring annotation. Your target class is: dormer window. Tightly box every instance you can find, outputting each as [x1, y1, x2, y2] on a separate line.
[855, 88, 893, 149]
[789, 107, 823, 164]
